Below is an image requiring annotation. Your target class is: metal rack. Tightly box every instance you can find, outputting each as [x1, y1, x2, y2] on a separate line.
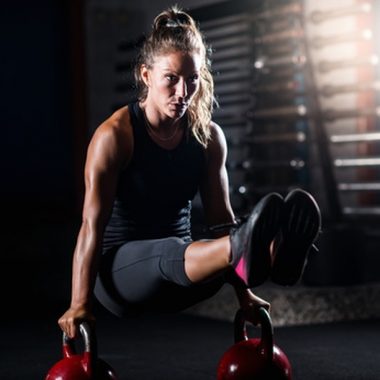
[306, 0, 380, 220]
[192, 0, 329, 216]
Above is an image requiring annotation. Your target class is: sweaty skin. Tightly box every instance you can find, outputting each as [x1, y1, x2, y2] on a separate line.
[58, 51, 269, 338]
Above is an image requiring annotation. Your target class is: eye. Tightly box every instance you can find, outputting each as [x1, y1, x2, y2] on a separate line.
[166, 74, 178, 82]
[189, 74, 199, 83]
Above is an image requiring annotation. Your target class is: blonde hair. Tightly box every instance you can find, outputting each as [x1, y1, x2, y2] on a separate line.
[134, 5, 216, 147]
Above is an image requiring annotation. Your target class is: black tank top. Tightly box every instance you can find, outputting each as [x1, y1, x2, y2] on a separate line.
[102, 101, 205, 250]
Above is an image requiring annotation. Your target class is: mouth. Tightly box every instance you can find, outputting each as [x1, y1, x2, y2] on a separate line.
[170, 103, 188, 113]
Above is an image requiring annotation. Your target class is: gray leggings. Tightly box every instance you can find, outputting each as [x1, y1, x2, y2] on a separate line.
[94, 237, 226, 317]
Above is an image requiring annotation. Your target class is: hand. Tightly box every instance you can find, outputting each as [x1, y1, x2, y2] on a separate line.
[58, 305, 95, 339]
[239, 289, 271, 326]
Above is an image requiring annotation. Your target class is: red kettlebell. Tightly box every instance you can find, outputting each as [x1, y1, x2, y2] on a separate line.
[217, 307, 292, 380]
[45, 322, 118, 380]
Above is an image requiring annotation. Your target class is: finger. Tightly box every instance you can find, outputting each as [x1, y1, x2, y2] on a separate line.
[71, 323, 80, 339]
[261, 302, 271, 312]
[60, 319, 77, 339]
[57, 318, 69, 337]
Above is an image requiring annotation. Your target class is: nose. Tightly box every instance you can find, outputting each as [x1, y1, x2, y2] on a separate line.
[176, 78, 187, 99]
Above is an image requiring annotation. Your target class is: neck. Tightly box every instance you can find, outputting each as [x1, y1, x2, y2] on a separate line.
[141, 102, 179, 129]
[141, 103, 184, 142]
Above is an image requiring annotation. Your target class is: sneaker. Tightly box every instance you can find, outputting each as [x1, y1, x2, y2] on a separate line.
[271, 188, 321, 286]
[230, 192, 283, 287]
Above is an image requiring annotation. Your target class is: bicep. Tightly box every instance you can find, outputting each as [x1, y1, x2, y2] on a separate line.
[81, 127, 127, 233]
[200, 124, 235, 227]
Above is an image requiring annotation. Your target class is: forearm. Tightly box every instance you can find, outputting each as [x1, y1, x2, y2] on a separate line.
[70, 222, 102, 309]
[228, 270, 251, 305]
[208, 220, 237, 239]
[227, 269, 270, 310]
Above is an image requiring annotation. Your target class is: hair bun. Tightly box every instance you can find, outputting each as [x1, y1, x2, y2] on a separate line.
[153, 7, 193, 31]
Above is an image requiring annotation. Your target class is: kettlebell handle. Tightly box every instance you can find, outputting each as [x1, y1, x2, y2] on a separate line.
[62, 322, 98, 362]
[234, 307, 274, 361]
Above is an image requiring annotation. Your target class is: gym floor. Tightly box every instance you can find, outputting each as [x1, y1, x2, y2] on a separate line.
[2, 302, 380, 380]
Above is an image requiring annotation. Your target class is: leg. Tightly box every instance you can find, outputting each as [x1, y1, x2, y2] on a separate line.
[184, 193, 284, 287]
[184, 238, 272, 324]
[196, 189, 320, 288]
[94, 237, 226, 317]
[184, 236, 231, 283]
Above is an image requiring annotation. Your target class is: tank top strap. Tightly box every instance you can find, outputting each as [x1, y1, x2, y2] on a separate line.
[129, 101, 146, 143]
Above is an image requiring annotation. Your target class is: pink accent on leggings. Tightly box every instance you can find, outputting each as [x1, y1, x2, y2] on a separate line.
[235, 257, 248, 284]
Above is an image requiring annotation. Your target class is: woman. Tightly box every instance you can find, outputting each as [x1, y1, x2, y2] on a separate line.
[58, 6, 321, 339]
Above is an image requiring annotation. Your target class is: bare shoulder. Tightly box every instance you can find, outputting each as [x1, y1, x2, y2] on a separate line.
[206, 121, 227, 155]
[94, 106, 132, 142]
[209, 121, 226, 140]
[88, 106, 133, 167]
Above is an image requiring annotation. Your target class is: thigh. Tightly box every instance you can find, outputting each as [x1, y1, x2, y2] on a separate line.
[94, 238, 225, 316]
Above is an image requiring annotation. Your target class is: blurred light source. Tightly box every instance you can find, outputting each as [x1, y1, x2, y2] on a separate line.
[361, 2, 372, 12]
[254, 59, 264, 69]
[290, 159, 305, 168]
[297, 105, 307, 116]
[362, 29, 373, 40]
[370, 55, 379, 65]
[297, 132, 306, 142]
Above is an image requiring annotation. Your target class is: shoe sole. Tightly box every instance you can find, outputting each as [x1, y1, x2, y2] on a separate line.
[246, 192, 284, 287]
[271, 189, 321, 286]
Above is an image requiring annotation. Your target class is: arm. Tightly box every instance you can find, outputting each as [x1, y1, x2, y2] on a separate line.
[229, 272, 271, 325]
[58, 113, 132, 338]
[200, 122, 270, 321]
[199, 122, 235, 238]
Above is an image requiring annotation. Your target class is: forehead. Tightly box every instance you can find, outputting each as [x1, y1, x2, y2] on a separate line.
[152, 51, 202, 72]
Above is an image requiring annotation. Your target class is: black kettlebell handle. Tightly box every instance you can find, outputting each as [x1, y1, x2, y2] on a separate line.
[234, 307, 274, 361]
[63, 322, 98, 360]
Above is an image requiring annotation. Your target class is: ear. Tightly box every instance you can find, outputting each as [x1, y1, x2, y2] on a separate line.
[140, 64, 150, 87]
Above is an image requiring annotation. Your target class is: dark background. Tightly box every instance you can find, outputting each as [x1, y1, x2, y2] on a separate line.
[1, 0, 85, 317]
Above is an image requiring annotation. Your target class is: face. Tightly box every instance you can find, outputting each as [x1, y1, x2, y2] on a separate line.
[141, 51, 202, 120]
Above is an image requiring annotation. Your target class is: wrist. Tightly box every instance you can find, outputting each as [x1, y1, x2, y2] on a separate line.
[70, 299, 92, 310]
